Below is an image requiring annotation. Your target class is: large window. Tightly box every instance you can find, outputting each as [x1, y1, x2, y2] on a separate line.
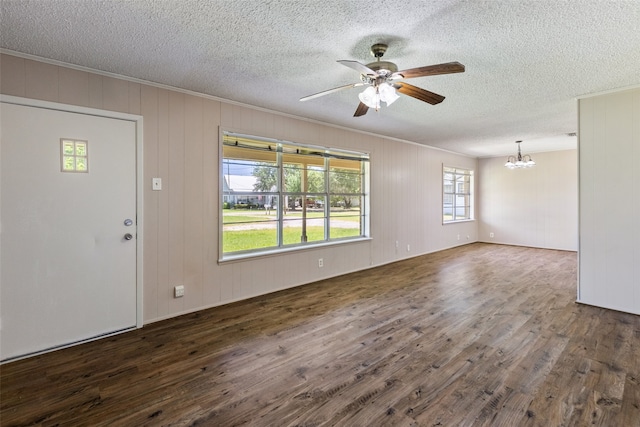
[443, 166, 474, 223]
[221, 131, 369, 258]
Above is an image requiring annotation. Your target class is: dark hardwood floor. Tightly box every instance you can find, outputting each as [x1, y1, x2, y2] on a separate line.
[2, 243, 639, 426]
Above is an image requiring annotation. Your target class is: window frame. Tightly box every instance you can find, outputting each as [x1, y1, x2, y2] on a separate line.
[443, 165, 474, 223]
[219, 130, 370, 261]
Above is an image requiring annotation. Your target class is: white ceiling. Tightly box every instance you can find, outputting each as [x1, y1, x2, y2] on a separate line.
[1, 0, 639, 157]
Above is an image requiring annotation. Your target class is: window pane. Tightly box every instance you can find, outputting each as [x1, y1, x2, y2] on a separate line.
[329, 168, 361, 194]
[306, 168, 325, 192]
[283, 164, 302, 193]
[62, 141, 75, 155]
[222, 194, 280, 253]
[75, 157, 88, 171]
[223, 159, 278, 195]
[222, 221, 278, 252]
[282, 218, 305, 245]
[306, 216, 326, 243]
[252, 164, 279, 193]
[63, 156, 75, 171]
[330, 212, 361, 239]
[75, 142, 87, 156]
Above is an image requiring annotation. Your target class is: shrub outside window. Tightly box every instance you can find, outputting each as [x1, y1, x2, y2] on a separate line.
[221, 131, 369, 258]
[443, 166, 474, 222]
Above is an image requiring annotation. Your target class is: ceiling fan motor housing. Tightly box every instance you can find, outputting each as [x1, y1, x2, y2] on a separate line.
[367, 61, 398, 75]
[367, 44, 398, 77]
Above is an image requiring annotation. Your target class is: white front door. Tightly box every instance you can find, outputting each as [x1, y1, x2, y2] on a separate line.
[1, 100, 140, 362]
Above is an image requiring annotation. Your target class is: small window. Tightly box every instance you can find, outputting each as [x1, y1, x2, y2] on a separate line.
[443, 166, 473, 222]
[61, 139, 88, 173]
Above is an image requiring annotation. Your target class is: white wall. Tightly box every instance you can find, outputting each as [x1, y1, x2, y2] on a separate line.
[578, 87, 640, 315]
[478, 150, 578, 251]
[0, 53, 478, 324]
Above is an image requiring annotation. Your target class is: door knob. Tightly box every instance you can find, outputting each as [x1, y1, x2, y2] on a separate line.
[124, 233, 133, 240]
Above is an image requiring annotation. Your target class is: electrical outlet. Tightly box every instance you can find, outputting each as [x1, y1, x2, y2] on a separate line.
[490, 232, 494, 238]
[395, 240, 399, 248]
[407, 244, 410, 252]
[174, 285, 184, 298]
[152, 177, 162, 191]
[457, 234, 460, 240]
[318, 258, 323, 268]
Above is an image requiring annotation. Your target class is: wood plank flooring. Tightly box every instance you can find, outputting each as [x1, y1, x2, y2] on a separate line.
[2, 243, 639, 426]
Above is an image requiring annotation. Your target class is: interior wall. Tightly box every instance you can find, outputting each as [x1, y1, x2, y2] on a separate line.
[477, 149, 578, 251]
[0, 53, 478, 323]
[578, 87, 640, 315]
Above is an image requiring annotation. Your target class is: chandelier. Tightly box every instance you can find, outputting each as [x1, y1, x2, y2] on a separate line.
[505, 140, 535, 169]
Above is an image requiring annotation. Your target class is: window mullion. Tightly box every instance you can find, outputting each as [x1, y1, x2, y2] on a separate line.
[277, 149, 284, 247]
[324, 156, 329, 241]
[301, 162, 308, 243]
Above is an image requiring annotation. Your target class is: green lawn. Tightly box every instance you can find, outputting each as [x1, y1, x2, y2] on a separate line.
[223, 209, 360, 224]
[223, 226, 361, 252]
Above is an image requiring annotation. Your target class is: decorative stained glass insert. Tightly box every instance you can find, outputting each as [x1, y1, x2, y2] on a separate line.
[60, 139, 89, 173]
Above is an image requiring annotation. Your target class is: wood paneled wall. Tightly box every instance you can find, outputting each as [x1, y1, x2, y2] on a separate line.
[477, 150, 578, 251]
[0, 53, 477, 324]
[578, 87, 640, 315]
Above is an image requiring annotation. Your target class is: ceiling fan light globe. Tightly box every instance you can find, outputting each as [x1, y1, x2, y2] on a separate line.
[359, 86, 380, 109]
[379, 83, 400, 106]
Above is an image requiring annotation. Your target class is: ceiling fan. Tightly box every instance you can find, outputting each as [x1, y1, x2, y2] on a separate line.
[300, 43, 465, 117]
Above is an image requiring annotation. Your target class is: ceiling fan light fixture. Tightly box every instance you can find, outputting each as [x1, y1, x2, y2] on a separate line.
[379, 82, 399, 106]
[358, 86, 380, 109]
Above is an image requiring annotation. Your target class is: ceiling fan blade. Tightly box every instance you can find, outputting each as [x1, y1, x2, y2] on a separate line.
[354, 102, 369, 117]
[337, 60, 377, 76]
[395, 82, 446, 105]
[392, 61, 465, 79]
[300, 82, 365, 101]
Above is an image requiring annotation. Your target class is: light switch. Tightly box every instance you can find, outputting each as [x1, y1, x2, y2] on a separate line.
[152, 178, 162, 191]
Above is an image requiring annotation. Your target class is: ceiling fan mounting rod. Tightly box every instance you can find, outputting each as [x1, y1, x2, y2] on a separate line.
[370, 43, 388, 59]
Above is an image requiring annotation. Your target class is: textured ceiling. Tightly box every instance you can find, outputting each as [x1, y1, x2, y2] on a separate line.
[1, 0, 639, 157]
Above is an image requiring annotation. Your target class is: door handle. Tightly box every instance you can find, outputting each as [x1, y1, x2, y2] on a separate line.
[124, 233, 134, 240]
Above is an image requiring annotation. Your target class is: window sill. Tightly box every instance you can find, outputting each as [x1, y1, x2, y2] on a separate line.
[442, 219, 476, 225]
[218, 237, 372, 264]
